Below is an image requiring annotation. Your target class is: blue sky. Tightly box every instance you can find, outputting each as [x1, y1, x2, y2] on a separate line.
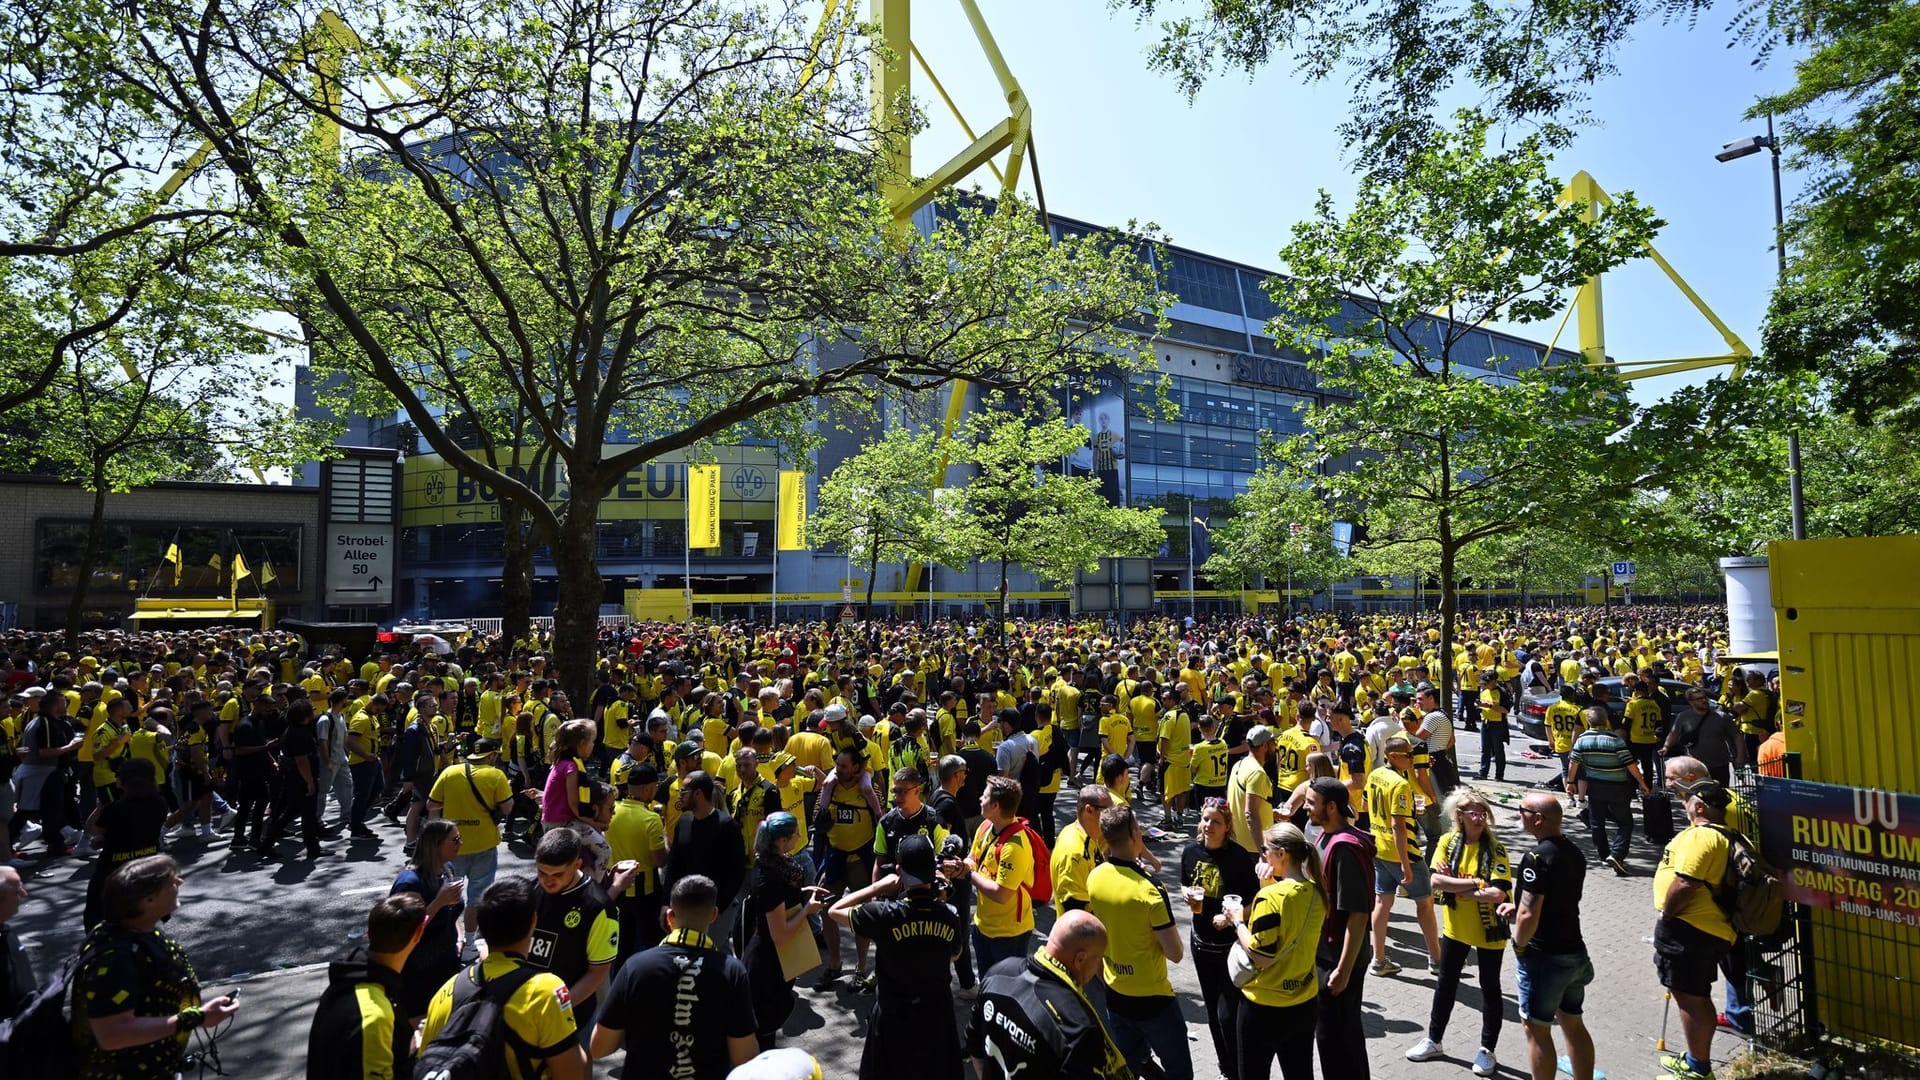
[906, 1, 1801, 405]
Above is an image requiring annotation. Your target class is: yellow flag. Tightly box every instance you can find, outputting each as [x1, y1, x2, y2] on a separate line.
[208, 552, 222, 573]
[164, 543, 182, 587]
[687, 464, 720, 549]
[232, 553, 251, 584]
[259, 559, 277, 587]
[777, 470, 808, 551]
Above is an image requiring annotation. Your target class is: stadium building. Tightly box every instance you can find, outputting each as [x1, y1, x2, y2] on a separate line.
[0, 214, 1576, 630]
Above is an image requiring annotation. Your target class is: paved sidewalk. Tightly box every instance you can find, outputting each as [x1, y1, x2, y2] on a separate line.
[56, 721, 1756, 1078]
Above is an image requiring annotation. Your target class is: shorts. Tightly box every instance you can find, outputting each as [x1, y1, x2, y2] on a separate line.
[1515, 949, 1593, 1024]
[1654, 917, 1732, 997]
[1193, 784, 1227, 806]
[449, 846, 500, 900]
[819, 847, 873, 891]
[1373, 856, 1433, 899]
[1135, 743, 1158, 769]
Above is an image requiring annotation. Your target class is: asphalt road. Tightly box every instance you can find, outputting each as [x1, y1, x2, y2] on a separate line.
[13, 725, 1753, 1079]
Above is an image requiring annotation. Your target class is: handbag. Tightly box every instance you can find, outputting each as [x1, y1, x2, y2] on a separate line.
[1227, 940, 1259, 988]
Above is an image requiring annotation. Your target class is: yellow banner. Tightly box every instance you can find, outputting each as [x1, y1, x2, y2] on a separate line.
[778, 470, 808, 551]
[688, 464, 721, 548]
[400, 449, 780, 528]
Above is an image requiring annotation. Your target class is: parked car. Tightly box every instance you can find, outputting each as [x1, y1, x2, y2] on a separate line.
[1518, 676, 1695, 742]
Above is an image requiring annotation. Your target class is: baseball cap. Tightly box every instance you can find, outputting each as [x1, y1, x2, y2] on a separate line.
[770, 752, 798, 775]
[673, 742, 703, 761]
[820, 703, 848, 724]
[896, 834, 938, 888]
[465, 737, 500, 759]
[1246, 725, 1275, 747]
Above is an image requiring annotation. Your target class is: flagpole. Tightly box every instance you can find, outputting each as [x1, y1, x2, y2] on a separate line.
[684, 467, 693, 625]
[770, 449, 779, 628]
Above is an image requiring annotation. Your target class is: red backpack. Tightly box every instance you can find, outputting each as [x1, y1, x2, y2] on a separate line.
[977, 817, 1055, 909]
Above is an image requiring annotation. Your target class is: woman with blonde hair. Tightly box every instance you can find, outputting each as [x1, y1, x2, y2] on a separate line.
[1224, 822, 1326, 1080]
[1406, 787, 1512, 1076]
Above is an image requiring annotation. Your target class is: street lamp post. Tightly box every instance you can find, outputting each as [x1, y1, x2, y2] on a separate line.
[1717, 115, 1805, 540]
[1189, 512, 1207, 618]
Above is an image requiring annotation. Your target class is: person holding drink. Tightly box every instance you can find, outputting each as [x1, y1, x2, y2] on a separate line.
[1223, 823, 1327, 1080]
[1180, 796, 1260, 1080]
[1406, 788, 1512, 1075]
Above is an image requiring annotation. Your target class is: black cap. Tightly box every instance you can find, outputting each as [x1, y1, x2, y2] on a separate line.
[897, 834, 937, 888]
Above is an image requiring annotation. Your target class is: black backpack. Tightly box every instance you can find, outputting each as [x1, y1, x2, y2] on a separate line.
[412, 961, 542, 1080]
[0, 952, 81, 1078]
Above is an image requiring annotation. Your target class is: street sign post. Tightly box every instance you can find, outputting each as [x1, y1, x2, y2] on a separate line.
[325, 525, 395, 606]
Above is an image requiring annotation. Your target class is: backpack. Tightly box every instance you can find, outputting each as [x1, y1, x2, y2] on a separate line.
[1706, 824, 1784, 937]
[0, 952, 81, 1078]
[980, 818, 1054, 907]
[1316, 825, 1375, 936]
[412, 961, 542, 1080]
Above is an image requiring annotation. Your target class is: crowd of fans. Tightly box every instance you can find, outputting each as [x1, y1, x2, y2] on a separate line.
[0, 604, 1782, 1080]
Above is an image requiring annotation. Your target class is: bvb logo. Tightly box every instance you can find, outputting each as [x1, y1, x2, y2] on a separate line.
[424, 473, 447, 504]
[564, 910, 582, 929]
[731, 467, 767, 499]
[982, 1000, 995, 1023]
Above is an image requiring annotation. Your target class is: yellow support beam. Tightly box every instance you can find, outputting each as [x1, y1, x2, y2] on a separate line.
[1550, 170, 1757, 385]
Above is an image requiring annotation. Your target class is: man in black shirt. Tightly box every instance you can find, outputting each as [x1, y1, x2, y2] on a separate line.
[532, 830, 626, 1036]
[830, 835, 965, 1080]
[966, 910, 1129, 1080]
[1503, 794, 1595, 1080]
[227, 702, 276, 853]
[665, 771, 747, 949]
[930, 754, 977, 993]
[591, 875, 757, 1080]
[1306, 777, 1374, 1080]
[262, 700, 326, 859]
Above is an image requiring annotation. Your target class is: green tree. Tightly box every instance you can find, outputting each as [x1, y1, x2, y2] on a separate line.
[1261, 114, 1660, 710]
[1201, 471, 1347, 599]
[934, 412, 1165, 632]
[1, 294, 320, 646]
[1754, 0, 1920, 427]
[8, 0, 1168, 696]
[811, 427, 942, 616]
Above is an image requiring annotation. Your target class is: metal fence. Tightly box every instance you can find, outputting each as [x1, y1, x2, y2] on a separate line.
[1733, 759, 1920, 1071]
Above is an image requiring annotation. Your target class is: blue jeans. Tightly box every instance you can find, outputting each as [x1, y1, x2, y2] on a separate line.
[1478, 721, 1508, 779]
[349, 760, 384, 827]
[1107, 992, 1194, 1080]
[1515, 949, 1593, 1024]
[971, 927, 1031, 981]
[1721, 942, 1753, 1033]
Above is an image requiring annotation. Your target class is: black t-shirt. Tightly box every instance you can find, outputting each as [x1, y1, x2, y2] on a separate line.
[230, 717, 269, 776]
[927, 789, 966, 836]
[875, 805, 944, 875]
[280, 721, 319, 781]
[1178, 841, 1258, 953]
[1516, 834, 1587, 955]
[956, 748, 995, 809]
[529, 874, 617, 1013]
[851, 892, 963, 1002]
[1314, 826, 1375, 971]
[97, 794, 167, 864]
[599, 929, 755, 1080]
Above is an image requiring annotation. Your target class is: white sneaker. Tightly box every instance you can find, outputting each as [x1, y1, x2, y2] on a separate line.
[197, 825, 217, 839]
[1472, 1047, 1498, 1076]
[1406, 1037, 1445, 1062]
[15, 823, 40, 846]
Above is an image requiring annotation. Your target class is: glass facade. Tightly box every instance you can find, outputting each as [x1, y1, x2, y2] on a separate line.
[1126, 374, 1310, 514]
[36, 521, 304, 596]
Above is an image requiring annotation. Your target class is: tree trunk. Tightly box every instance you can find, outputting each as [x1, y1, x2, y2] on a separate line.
[1438, 531, 1458, 721]
[997, 554, 1010, 641]
[499, 502, 538, 653]
[549, 493, 605, 708]
[865, 536, 880, 618]
[64, 473, 110, 651]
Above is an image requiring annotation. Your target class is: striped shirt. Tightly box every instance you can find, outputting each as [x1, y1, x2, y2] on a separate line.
[1570, 728, 1635, 784]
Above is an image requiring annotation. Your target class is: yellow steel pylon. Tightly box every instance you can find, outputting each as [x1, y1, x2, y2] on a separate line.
[809, 1, 1040, 597]
[1552, 170, 1753, 382]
